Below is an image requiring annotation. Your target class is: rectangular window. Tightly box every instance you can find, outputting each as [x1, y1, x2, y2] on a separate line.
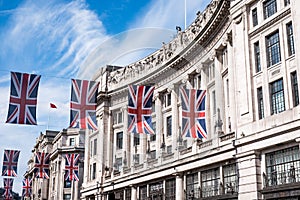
[134, 134, 140, 146]
[257, 87, 264, 119]
[150, 122, 156, 142]
[164, 93, 172, 107]
[266, 31, 281, 67]
[113, 111, 123, 124]
[125, 188, 131, 200]
[134, 154, 140, 164]
[209, 63, 215, 81]
[116, 132, 123, 149]
[212, 91, 216, 115]
[263, 0, 277, 19]
[139, 185, 147, 200]
[270, 79, 285, 114]
[150, 150, 156, 159]
[115, 157, 122, 171]
[92, 163, 96, 180]
[69, 138, 75, 146]
[287, 22, 295, 56]
[64, 180, 71, 188]
[254, 42, 261, 72]
[284, 0, 290, 6]
[252, 8, 258, 27]
[149, 182, 164, 198]
[291, 71, 299, 107]
[226, 79, 230, 106]
[63, 194, 71, 200]
[186, 173, 200, 199]
[93, 138, 97, 156]
[265, 146, 300, 186]
[201, 168, 220, 197]
[165, 179, 176, 200]
[167, 116, 172, 136]
[167, 145, 172, 154]
[223, 164, 238, 194]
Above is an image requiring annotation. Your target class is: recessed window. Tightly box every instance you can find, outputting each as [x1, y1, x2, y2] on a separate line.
[286, 22, 295, 56]
[93, 138, 97, 156]
[69, 138, 75, 146]
[254, 42, 261, 72]
[263, 0, 277, 19]
[116, 132, 123, 149]
[114, 157, 122, 171]
[150, 150, 156, 159]
[266, 31, 281, 67]
[133, 134, 140, 146]
[113, 111, 123, 124]
[139, 185, 147, 200]
[284, 0, 290, 6]
[92, 163, 96, 180]
[201, 168, 220, 197]
[150, 122, 156, 142]
[291, 71, 299, 107]
[257, 87, 264, 119]
[186, 173, 200, 199]
[270, 79, 285, 114]
[166, 116, 172, 136]
[223, 164, 238, 194]
[165, 179, 176, 199]
[252, 8, 258, 27]
[212, 91, 216, 115]
[167, 145, 172, 154]
[164, 93, 172, 107]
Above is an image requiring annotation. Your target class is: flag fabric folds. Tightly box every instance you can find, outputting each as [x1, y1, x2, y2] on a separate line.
[128, 85, 155, 134]
[3, 178, 13, 200]
[180, 87, 207, 139]
[2, 149, 20, 177]
[70, 79, 99, 131]
[22, 178, 32, 197]
[6, 71, 41, 125]
[34, 152, 50, 179]
[65, 153, 80, 181]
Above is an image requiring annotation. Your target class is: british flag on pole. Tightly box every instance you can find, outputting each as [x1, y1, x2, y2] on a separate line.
[128, 85, 155, 134]
[65, 153, 80, 181]
[180, 87, 207, 139]
[2, 149, 20, 177]
[6, 71, 41, 125]
[70, 79, 99, 131]
[22, 178, 32, 197]
[3, 178, 13, 200]
[34, 152, 50, 179]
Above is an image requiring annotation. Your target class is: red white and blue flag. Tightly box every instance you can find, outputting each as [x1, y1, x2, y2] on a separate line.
[34, 152, 50, 179]
[3, 178, 13, 200]
[180, 87, 207, 139]
[128, 85, 155, 134]
[22, 178, 32, 197]
[65, 153, 80, 181]
[2, 149, 20, 177]
[6, 72, 41, 125]
[70, 79, 99, 131]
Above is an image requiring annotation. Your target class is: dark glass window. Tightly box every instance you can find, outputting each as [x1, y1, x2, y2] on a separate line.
[266, 31, 281, 67]
[186, 173, 200, 199]
[139, 185, 147, 200]
[284, 0, 290, 6]
[165, 179, 176, 200]
[265, 146, 300, 186]
[125, 188, 131, 200]
[167, 145, 172, 154]
[254, 42, 261, 72]
[263, 0, 277, 19]
[93, 138, 97, 156]
[270, 79, 285, 114]
[150, 122, 156, 142]
[201, 168, 220, 197]
[150, 150, 156, 159]
[291, 71, 299, 107]
[167, 116, 172, 136]
[252, 8, 258, 27]
[64, 180, 71, 188]
[69, 138, 75, 146]
[134, 134, 140, 146]
[257, 87, 264, 119]
[92, 163, 96, 180]
[63, 194, 71, 200]
[223, 164, 238, 194]
[287, 22, 295, 56]
[116, 132, 123, 149]
[149, 182, 163, 199]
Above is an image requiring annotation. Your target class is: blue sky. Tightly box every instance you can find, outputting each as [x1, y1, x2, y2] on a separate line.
[0, 0, 210, 194]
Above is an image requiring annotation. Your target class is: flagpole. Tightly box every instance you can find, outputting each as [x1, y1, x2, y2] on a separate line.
[184, 0, 187, 29]
[47, 104, 50, 130]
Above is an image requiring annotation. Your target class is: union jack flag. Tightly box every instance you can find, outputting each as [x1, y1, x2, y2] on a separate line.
[2, 149, 20, 177]
[70, 79, 99, 130]
[65, 153, 80, 181]
[22, 178, 32, 197]
[6, 72, 41, 125]
[180, 87, 207, 139]
[3, 178, 13, 200]
[128, 85, 155, 134]
[34, 152, 50, 179]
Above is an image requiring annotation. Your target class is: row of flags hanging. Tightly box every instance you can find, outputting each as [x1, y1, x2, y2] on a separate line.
[5, 71, 207, 139]
[1, 149, 80, 199]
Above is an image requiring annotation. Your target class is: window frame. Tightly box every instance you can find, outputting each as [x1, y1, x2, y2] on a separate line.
[286, 22, 295, 56]
[252, 8, 258, 27]
[270, 78, 285, 115]
[266, 30, 281, 67]
[254, 41, 261, 72]
[257, 87, 264, 119]
[291, 71, 299, 107]
[116, 132, 123, 149]
[263, 0, 277, 19]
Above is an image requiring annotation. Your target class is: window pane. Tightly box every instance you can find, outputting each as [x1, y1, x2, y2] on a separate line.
[270, 79, 285, 114]
[263, 0, 277, 19]
[252, 8, 258, 26]
[201, 168, 220, 197]
[266, 31, 281, 67]
[254, 42, 261, 72]
[167, 116, 172, 136]
[291, 71, 299, 107]
[287, 22, 295, 56]
[257, 87, 264, 119]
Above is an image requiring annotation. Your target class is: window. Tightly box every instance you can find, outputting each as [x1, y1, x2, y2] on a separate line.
[257, 87, 264, 119]
[93, 138, 97, 156]
[284, 0, 290, 6]
[208, 62, 215, 81]
[226, 79, 230, 106]
[254, 42, 261, 72]
[167, 145, 172, 154]
[134, 154, 140, 164]
[92, 163, 96, 180]
[139, 185, 147, 200]
[152, 101, 155, 112]
[64, 180, 71, 188]
[116, 132, 123, 149]
[266, 31, 281, 67]
[133, 134, 140, 146]
[186, 173, 200, 199]
[125, 188, 131, 200]
[69, 138, 75, 146]
[201, 168, 220, 197]
[265, 146, 300, 186]
[150, 122, 156, 142]
[52, 177, 55, 191]
[286, 22, 295, 56]
[149, 182, 164, 198]
[114, 157, 122, 171]
[150, 150, 156, 159]
[263, 0, 277, 19]
[270, 79, 285, 114]
[291, 71, 299, 107]
[166, 116, 172, 136]
[165, 179, 176, 200]
[212, 91, 216, 115]
[223, 164, 238, 194]
[164, 93, 172, 107]
[63, 194, 71, 200]
[252, 8, 258, 27]
[195, 75, 201, 89]
[113, 111, 123, 124]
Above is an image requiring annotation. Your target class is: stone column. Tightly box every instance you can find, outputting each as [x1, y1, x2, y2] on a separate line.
[175, 174, 183, 200]
[131, 186, 137, 200]
[169, 85, 178, 155]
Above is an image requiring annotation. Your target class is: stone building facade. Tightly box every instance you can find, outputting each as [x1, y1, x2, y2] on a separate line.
[79, 0, 300, 199]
